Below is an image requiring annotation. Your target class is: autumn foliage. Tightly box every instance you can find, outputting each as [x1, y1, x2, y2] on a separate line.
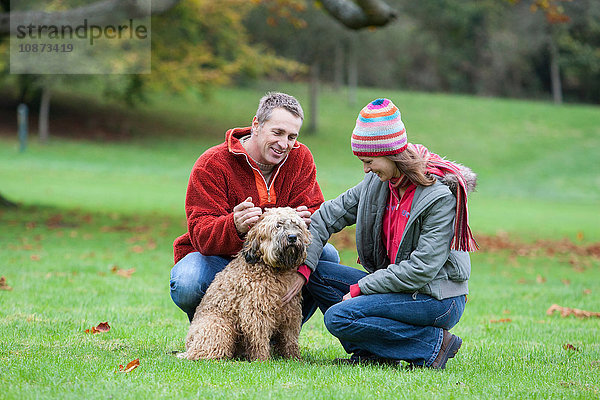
[0, 276, 12, 291]
[546, 304, 600, 319]
[84, 322, 111, 334]
[117, 358, 140, 373]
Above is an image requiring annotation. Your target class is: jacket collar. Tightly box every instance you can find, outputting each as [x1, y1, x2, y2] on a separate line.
[226, 127, 252, 154]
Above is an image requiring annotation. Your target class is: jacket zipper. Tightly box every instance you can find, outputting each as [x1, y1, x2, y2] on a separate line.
[394, 186, 449, 264]
[232, 150, 289, 204]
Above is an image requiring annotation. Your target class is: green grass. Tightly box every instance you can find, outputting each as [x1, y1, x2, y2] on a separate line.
[1, 82, 600, 399]
[1, 82, 599, 240]
[1, 205, 598, 399]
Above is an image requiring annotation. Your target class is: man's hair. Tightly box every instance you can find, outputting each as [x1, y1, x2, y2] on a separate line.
[255, 92, 304, 125]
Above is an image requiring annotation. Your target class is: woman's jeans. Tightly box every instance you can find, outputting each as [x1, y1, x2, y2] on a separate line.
[169, 243, 341, 322]
[307, 261, 466, 366]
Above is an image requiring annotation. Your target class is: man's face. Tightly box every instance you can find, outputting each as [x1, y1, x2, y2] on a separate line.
[251, 108, 302, 165]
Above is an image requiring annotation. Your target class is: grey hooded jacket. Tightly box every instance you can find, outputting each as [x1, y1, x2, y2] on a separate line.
[305, 170, 475, 300]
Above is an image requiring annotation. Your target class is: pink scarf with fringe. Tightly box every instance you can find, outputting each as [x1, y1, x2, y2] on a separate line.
[403, 144, 478, 252]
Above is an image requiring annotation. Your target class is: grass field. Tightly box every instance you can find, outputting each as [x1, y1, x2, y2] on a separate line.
[1, 82, 599, 399]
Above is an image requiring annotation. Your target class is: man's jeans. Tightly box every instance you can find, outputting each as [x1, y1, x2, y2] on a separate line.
[306, 261, 466, 366]
[169, 243, 341, 322]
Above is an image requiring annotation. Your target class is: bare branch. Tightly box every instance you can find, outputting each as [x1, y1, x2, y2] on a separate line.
[0, 0, 183, 35]
[1, 0, 397, 35]
[319, 0, 397, 30]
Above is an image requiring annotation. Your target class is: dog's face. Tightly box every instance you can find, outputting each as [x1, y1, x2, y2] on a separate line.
[242, 207, 311, 270]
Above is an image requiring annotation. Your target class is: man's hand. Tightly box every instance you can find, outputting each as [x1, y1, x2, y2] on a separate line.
[342, 292, 352, 301]
[281, 272, 306, 305]
[295, 205, 312, 227]
[233, 197, 262, 235]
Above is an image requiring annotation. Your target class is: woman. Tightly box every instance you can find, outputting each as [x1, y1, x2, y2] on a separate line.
[304, 98, 478, 369]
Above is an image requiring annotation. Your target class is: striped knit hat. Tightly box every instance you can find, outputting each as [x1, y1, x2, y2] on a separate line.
[351, 98, 407, 157]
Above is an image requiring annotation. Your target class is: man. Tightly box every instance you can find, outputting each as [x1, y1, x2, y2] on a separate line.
[170, 92, 339, 322]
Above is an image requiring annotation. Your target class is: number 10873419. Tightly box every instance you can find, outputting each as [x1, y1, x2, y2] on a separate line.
[18, 43, 74, 53]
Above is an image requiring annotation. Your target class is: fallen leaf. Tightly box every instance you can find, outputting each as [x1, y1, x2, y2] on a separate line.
[117, 358, 140, 373]
[449, 233, 600, 259]
[546, 304, 600, 319]
[131, 245, 144, 253]
[110, 265, 136, 278]
[0, 276, 13, 291]
[95, 322, 111, 332]
[45, 214, 66, 229]
[583, 289, 591, 295]
[536, 275, 547, 284]
[126, 236, 141, 244]
[563, 343, 579, 352]
[503, 309, 511, 314]
[84, 321, 111, 334]
[490, 318, 512, 323]
[30, 254, 41, 261]
[561, 279, 571, 286]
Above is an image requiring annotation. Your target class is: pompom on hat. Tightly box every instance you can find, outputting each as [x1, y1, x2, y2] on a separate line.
[351, 98, 408, 157]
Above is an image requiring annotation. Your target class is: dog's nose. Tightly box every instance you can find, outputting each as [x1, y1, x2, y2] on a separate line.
[287, 234, 297, 243]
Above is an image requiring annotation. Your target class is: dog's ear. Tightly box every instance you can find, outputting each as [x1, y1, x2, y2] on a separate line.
[242, 234, 261, 264]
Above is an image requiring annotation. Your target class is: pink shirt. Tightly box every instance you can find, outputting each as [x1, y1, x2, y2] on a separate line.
[382, 182, 416, 263]
[350, 182, 416, 298]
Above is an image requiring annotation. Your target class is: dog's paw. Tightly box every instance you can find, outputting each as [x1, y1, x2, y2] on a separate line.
[175, 351, 188, 359]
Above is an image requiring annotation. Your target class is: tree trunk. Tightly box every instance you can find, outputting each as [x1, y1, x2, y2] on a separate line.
[308, 61, 319, 134]
[333, 42, 344, 91]
[347, 38, 358, 107]
[0, 192, 17, 208]
[39, 86, 51, 143]
[548, 36, 563, 105]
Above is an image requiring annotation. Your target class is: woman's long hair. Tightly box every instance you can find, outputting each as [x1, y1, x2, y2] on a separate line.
[391, 145, 435, 187]
[390, 143, 478, 252]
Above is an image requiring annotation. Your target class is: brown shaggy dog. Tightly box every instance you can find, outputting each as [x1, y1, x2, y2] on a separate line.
[178, 207, 311, 361]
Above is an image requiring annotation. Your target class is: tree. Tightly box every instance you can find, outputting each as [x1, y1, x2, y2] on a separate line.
[508, 0, 578, 104]
[1, 0, 398, 126]
[0, 0, 400, 206]
[0, 0, 397, 35]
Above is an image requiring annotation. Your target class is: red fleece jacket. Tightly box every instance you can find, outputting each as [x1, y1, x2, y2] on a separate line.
[173, 127, 324, 264]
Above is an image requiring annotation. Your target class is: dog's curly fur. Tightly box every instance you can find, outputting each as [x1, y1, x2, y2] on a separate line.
[178, 207, 311, 361]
